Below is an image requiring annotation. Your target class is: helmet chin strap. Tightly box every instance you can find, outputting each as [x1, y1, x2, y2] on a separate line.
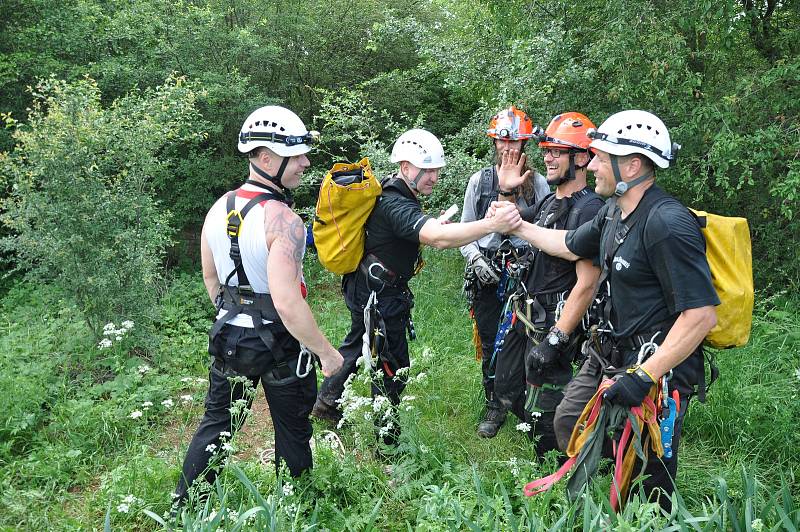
[548, 151, 588, 186]
[406, 167, 426, 193]
[610, 155, 653, 197]
[249, 158, 294, 204]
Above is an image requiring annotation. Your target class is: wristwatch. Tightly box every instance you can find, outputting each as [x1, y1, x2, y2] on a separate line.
[546, 326, 570, 348]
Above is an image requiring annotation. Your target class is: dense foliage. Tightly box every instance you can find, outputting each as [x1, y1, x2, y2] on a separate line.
[2, 0, 799, 289]
[0, 0, 799, 529]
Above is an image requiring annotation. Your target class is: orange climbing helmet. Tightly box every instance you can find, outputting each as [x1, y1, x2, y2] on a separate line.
[487, 106, 535, 140]
[538, 112, 595, 151]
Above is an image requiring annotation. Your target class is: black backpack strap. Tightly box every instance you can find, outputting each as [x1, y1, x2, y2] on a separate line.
[597, 187, 671, 329]
[211, 189, 280, 346]
[564, 188, 597, 231]
[475, 167, 498, 221]
[224, 191, 277, 288]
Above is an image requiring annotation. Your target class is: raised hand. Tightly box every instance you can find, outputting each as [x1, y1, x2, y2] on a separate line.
[498, 149, 530, 191]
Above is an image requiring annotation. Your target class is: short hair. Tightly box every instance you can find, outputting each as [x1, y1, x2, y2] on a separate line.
[247, 146, 276, 161]
[623, 153, 654, 174]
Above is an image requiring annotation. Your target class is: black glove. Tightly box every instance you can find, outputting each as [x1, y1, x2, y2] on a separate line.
[525, 342, 561, 377]
[603, 371, 653, 407]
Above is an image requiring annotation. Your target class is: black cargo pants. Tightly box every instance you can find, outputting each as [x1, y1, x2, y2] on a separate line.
[175, 325, 316, 504]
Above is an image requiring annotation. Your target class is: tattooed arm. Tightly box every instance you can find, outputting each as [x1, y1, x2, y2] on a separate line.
[266, 204, 343, 377]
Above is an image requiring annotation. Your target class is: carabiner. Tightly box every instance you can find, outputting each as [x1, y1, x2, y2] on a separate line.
[296, 345, 314, 378]
[636, 331, 661, 365]
[554, 290, 569, 322]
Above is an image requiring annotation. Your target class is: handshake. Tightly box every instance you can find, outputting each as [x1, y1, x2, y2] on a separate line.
[485, 201, 522, 235]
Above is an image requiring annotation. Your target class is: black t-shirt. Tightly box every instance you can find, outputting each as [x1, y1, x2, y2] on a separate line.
[566, 186, 719, 337]
[565, 186, 720, 391]
[520, 188, 604, 301]
[364, 177, 431, 281]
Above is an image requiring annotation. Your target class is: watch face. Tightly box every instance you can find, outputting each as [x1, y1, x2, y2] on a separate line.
[548, 334, 559, 346]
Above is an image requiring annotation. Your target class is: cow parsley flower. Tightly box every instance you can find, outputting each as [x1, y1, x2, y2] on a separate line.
[205, 444, 217, 453]
[516, 422, 531, 432]
[129, 410, 143, 419]
[98, 338, 113, 349]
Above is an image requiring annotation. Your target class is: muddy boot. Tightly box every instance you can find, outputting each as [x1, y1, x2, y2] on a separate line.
[311, 398, 342, 425]
[477, 401, 506, 438]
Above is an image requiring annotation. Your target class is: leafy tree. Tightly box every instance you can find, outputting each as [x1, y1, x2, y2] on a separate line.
[0, 75, 209, 337]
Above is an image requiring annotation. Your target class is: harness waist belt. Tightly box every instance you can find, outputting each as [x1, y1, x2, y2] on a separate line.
[359, 253, 407, 288]
[531, 291, 566, 308]
[219, 286, 281, 320]
[612, 322, 673, 350]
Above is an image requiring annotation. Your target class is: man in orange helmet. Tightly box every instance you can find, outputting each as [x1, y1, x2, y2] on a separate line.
[460, 106, 549, 438]
[496, 112, 604, 457]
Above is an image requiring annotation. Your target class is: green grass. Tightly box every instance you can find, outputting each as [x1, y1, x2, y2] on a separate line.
[0, 250, 798, 530]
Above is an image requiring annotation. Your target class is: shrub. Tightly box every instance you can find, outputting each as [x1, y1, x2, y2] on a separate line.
[0, 75, 209, 338]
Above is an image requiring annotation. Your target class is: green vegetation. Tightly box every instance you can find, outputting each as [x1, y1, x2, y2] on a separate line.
[0, 252, 797, 530]
[1, 0, 799, 529]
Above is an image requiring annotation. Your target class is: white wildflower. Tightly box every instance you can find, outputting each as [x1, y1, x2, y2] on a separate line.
[394, 366, 410, 377]
[529, 411, 542, 419]
[181, 394, 193, 403]
[221, 442, 234, 452]
[219, 431, 231, 438]
[161, 399, 174, 408]
[401, 395, 416, 402]
[115, 335, 123, 341]
[117, 503, 130, 513]
[129, 410, 143, 419]
[283, 502, 298, 517]
[137, 365, 150, 374]
[372, 395, 389, 412]
[282, 483, 294, 497]
[205, 444, 217, 453]
[180, 377, 193, 383]
[142, 401, 153, 409]
[103, 322, 116, 334]
[98, 338, 112, 349]
[516, 422, 532, 432]
[121, 320, 134, 329]
[123, 494, 137, 504]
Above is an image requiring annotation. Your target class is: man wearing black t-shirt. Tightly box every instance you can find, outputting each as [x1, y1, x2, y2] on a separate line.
[496, 112, 603, 457]
[312, 128, 522, 446]
[498, 110, 718, 508]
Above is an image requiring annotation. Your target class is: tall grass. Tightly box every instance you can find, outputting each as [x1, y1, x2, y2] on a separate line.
[0, 250, 798, 529]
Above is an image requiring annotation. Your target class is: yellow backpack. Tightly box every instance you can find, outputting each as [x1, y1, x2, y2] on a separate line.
[690, 209, 754, 348]
[313, 158, 382, 275]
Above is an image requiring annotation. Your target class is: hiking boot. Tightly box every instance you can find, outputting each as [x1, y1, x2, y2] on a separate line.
[477, 406, 506, 438]
[311, 399, 342, 424]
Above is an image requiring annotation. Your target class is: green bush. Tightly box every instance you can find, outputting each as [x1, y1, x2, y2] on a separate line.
[0, 75, 208, 338]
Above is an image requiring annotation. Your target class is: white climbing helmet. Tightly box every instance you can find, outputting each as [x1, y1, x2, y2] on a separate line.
[587, 110, 680, 169]
[237, 105, 319, 157]
[390, 128, 446, 169]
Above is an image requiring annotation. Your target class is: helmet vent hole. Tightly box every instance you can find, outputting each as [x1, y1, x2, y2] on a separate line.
[636, 124, 643, 128]
[279, 126, 285, 132]
[646, 125, 652, 131]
